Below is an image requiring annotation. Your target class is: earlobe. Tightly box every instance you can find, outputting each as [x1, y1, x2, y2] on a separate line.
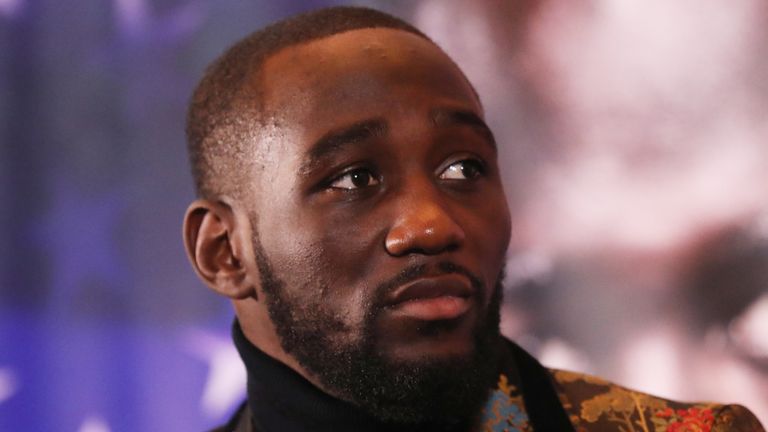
[183, 199, 257, 299]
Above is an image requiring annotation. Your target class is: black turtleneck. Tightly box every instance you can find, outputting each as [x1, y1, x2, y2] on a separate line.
[230, 320, 574, 432]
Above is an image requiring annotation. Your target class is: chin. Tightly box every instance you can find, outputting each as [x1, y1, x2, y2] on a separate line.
[358, 332, 500, 426]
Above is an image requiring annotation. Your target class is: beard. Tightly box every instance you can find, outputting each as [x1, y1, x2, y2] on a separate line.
[252, 236, 504, 427]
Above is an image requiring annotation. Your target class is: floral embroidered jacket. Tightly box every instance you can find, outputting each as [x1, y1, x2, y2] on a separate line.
[482, 367, 765, 432]
[481, 340, 764, 432]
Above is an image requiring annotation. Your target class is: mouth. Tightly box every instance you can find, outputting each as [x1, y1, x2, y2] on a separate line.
[386, 274, 474, 321]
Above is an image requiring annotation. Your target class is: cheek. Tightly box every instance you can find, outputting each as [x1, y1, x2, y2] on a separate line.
[463, 190, 512, 263]
[491, 200, 512, 255]
[314, 215, 382, 283]
[263, 211, 379, 309]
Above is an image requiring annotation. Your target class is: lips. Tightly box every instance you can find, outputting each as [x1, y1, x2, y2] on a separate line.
[386, 274, 474, 321]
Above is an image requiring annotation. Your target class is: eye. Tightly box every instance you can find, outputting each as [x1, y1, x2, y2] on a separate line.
[329, 168, 380, 190]
[438, 159, 485, 180]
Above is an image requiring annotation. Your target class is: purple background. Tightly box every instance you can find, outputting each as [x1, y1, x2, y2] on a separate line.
[1, 1, 766, 430]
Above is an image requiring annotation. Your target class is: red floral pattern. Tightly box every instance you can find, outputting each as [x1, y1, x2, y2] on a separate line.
[663, 408, 714, 432]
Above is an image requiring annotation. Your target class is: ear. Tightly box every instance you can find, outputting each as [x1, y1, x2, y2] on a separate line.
[183, 199, 257, 299]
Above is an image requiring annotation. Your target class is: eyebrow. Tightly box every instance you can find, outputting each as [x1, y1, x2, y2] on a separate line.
[301, 118, 388, 175]
[299, 109, 495, 177]
[430, 107, 497, 151]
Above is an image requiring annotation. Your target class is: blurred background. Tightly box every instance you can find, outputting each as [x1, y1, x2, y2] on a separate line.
[1, 0, 766, 430]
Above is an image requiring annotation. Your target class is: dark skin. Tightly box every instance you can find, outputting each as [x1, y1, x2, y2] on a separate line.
[184, 28, 511, 400]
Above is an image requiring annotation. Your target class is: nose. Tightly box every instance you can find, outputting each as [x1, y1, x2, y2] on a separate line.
[384, 189, 466, 256]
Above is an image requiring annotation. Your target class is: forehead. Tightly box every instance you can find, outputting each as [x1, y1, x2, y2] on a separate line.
[254, 28, 481, 135]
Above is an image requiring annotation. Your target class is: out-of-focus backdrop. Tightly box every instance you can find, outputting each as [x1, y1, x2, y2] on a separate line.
[1, 0, 766, 430]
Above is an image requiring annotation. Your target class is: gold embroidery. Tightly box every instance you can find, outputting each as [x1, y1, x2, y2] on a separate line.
[548, 369, 763, 431]
[580, 387, 668, 432]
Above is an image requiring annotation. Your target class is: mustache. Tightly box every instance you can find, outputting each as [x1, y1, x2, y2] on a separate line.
[372, 261, 485, 305]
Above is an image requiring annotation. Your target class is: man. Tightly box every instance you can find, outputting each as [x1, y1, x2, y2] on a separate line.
[182, 6, 765, 432]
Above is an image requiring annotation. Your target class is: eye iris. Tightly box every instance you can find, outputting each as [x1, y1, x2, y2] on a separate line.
[460, 161, 481, 179]
[350, 170, 370, 187]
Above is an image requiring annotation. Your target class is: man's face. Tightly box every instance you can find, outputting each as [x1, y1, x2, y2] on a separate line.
[241, 28, 511, 422]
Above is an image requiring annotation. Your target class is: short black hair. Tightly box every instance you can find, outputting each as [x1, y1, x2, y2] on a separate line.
[186, 6, 432, 198]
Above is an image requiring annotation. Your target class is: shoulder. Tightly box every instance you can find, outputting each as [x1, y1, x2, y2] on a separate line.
[547, 368, 765, 431]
